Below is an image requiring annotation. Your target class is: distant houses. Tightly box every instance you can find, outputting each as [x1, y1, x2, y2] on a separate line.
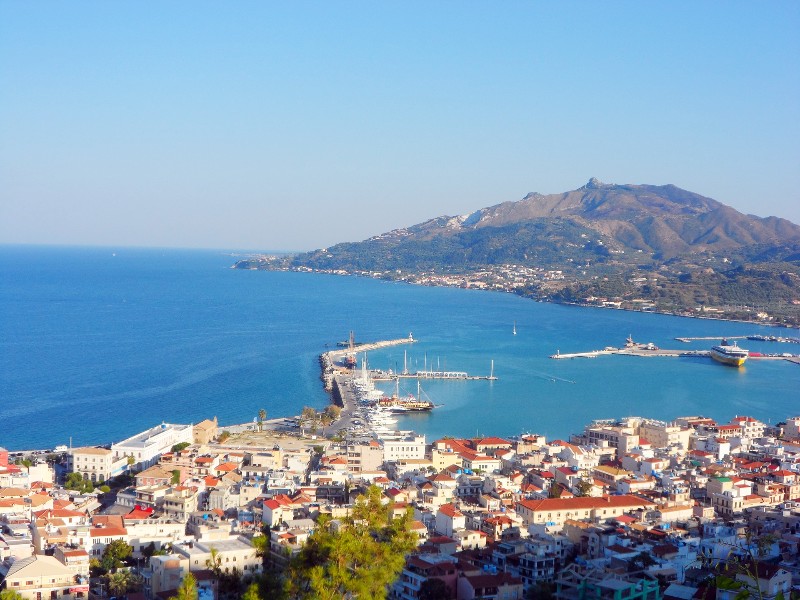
[2, 411, 800, 598]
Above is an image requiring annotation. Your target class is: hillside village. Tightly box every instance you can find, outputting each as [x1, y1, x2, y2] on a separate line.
[2, 413, 800, 599]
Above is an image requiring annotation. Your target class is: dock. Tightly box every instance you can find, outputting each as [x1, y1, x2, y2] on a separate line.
[320, 333, 499, 392]
[326, 334, 416, 360]
[675, 336, 747, 343]
[550, 350, 613, 359]
[551, 344, 798, 363]
[373, 370, 497, 381]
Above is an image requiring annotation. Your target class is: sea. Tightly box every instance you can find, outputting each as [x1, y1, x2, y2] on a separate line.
[1, 245, 799, 451]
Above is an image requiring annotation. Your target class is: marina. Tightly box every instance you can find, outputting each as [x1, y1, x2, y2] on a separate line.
[551, 335, 800, 364]
[374, 370, 497, 381]
[320, 333, 500, 439]
[5, 247, 799, 450]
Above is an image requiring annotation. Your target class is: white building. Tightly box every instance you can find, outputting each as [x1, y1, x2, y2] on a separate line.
[111, 423, 193, 471]
[381, 434, 426, 462]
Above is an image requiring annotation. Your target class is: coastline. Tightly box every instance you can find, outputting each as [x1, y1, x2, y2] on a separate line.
[234, 263, 800, 330]
[6, 249, 799, 452]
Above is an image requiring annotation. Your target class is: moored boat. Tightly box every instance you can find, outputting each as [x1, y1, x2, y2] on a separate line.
[710, 340, 749, 367]
[374, 378, 435, 412]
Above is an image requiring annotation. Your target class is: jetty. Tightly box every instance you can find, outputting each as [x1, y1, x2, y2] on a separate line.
[328, 333, 416, 358]
[551, 346, 712, 360]
[550, 349, 611, 359]
[675, 335, 747, 343]
[373, 370, 497, 381]
[551, 335, 799, 363]
[320, 333, 500, 393]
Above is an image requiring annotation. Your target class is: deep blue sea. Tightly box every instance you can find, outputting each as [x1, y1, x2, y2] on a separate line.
[1, 245, 798, 451]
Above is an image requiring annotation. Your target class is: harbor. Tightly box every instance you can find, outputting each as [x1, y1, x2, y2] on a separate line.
[551, 335, 800, 364]
[320, 333, 499, 439]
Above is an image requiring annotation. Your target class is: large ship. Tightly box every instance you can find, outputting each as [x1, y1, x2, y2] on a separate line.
[710, 340, 749, 367]
[375, 394, 434, 412]
[374, 379, 435, 412]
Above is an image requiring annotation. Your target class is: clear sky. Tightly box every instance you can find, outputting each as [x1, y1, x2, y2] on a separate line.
[2, 2, 799, 251]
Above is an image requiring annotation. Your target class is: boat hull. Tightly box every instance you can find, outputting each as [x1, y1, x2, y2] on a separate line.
[710, 348, 748, 367]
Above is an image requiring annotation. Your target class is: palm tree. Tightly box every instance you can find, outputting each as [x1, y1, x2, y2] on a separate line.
[257, 408, 266, 432]
[319, 412, 333, 436]
[108, 569, 132, 597]
[300, 406, 317, 436]
[205, 546, 222, 578]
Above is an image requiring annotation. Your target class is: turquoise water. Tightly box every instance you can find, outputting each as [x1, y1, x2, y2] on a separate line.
[1, 245, 798, 450]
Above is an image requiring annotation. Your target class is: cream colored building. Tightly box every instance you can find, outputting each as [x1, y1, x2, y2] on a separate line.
[67, 447, 127, 483]
[173, 536, 263, 577]
[516, 495, 655, 528]
[430, 448, 464, 472]
[0, 555, 85, 600]
[574, 420, 639, 458]
[193, 418, 218, 445]
[637, 420, 692, 450]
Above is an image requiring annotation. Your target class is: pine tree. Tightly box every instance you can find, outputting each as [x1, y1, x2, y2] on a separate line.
[169, 573, 198, 600]
[288, 485, 417, 599]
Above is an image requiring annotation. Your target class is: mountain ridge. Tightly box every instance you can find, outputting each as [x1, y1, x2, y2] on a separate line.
[370, 179, 800, 259]
[236, 179, 800, 325]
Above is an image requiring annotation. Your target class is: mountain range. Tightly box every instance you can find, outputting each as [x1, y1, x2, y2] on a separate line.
[237, 179, 800, 324]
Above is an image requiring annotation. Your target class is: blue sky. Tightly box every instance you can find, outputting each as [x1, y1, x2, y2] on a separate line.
[2, 2, 799, 251]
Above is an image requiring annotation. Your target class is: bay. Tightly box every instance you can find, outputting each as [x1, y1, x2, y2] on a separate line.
[1, 245, 798, 451]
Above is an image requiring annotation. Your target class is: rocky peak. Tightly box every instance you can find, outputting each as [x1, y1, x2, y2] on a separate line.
[583, 177, 608, 189]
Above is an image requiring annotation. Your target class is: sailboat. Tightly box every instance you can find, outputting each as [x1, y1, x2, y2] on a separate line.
[513, 321, 517, 335]
[376, 377, 436, 412]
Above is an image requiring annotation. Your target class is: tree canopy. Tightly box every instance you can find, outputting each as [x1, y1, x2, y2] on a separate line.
[101, 539, 133, 572]
[65, 472, 94, 494]
[169, 573, 198, 600]
[287, 485, 417, 600]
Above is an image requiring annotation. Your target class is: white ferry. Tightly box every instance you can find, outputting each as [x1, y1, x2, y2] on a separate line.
[710, 340, 749, 367]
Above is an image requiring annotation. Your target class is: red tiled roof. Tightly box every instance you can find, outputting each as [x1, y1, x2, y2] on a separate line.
[125, 507, 154, 520]
[438, 503, 464, 518]
[518, 495, 655, 512]
[33, 508, 84, 519]
[614, 514, 637, 523]
[474, 437, 512, 447]
[90, 526, 127, 537]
